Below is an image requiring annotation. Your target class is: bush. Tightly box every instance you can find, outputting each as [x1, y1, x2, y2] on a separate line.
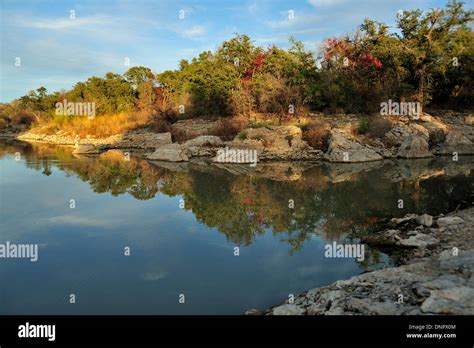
[303, 127, 330, 151]
[248, 119, 275, 128]
[148, 118, 171, 133]
[368, 117, 392, 138]
[210, 118, 245, 140]
[429, 129, 447, 148]
[238, 132, 247, 140]
[358, 116, 369, 134]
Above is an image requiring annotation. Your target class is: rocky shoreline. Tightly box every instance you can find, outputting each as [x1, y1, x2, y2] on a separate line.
[10, 111, 474, 163]
[248, 207, 474, 315]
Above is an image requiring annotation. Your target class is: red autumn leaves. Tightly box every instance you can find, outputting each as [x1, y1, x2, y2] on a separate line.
[323, 37, 382, 70]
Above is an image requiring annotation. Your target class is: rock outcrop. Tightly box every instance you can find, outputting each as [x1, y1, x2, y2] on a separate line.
[324, 130, 383, 162]
[397, 135, 433, 158]
[261, 248, 474, 315]
[436, 130, 474, 155]
[253, 208, 474, 315]
[146, 143, 189, 162]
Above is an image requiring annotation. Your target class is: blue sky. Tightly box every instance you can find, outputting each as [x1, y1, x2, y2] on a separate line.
[0, 0, 464, 102]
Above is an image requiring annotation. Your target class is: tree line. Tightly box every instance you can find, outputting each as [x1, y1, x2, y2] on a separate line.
[0, 0, 472, 131]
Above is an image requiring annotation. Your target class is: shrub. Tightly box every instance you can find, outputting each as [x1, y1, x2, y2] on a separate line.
[210, 118, 245, 140]
[303, 127, 330, 151]
[248, 119, 274, 128]
[148, 118, 171, 133]
[429, 129, 447, 148]
[368, 117, 392, 138]
[358, 116, 369, 134]
[170, 129, 198, 143]
[238, 132, 247, 140]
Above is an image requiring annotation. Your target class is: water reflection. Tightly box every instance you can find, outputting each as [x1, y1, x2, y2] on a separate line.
[0, 140, 472, 314]
[1, 140, 473, 252]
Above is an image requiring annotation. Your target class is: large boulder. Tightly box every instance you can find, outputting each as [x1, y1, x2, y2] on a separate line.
[235, 125, 304, 152]
[436, 130, 474, 155]
[397, 135, 433, 158]
[324, 130, 383, 163]
[146, 143, 189, 162]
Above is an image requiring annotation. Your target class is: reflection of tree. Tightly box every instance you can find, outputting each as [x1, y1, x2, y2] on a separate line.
[2, 141, 472, 255]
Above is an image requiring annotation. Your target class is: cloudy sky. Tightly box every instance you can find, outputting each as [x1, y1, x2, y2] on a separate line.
[0, 0, 464, 102]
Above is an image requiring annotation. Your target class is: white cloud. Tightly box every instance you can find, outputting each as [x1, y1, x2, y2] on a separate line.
[17, 15, 111, 30]
[181, 25, 206, 38]
[308, 0, 346, 6]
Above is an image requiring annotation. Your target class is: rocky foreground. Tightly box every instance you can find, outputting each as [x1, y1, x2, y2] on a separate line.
[248, 208, 474, 315]
[13, 110, 474, 163]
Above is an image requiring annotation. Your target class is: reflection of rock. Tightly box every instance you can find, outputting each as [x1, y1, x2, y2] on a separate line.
[213, 162, 308, 181]
[100, 149, 128, 159]
[324, 130, 383, 163]
[73, 144, 102, 154]
[323, 161, 385, 182]
[148, 160, 190, 172]
[397, 135, 433, 158]
[383, 158, 446, 182]
[146, 143, 189, 162]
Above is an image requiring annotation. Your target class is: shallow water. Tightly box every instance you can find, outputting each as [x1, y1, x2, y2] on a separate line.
[0, 140, 472, 314]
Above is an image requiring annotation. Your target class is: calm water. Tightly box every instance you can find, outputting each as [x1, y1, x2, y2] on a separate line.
[0, 140, 472, 314]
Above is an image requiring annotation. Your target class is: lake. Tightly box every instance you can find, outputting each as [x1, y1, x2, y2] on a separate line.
[0, 140, 472, 314]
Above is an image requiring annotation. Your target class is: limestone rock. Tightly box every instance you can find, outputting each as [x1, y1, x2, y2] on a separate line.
[146, 143, 189, 162]
[421, 287, 474, 314]
[272, 304, 305, 316]
[437, 130, 474, 155]
[185, 135, 223, 148]
[437, 216, 464, 227]
[416, 214, 433, 227]
[398, 233, 439, 248]
[324, 130, 383, 163]
[397, 135, 433, 158]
